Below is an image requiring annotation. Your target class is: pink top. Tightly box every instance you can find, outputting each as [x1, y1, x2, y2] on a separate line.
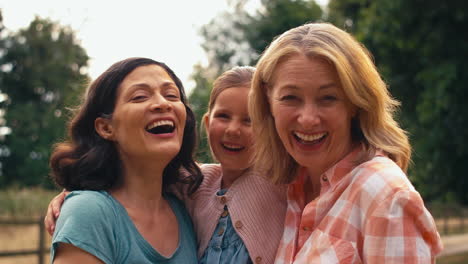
[178, 164, 287, 264]
[275, 149, 443, 264]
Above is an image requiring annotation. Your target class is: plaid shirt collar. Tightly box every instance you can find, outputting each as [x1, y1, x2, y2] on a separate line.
[293, 145, 362, 191]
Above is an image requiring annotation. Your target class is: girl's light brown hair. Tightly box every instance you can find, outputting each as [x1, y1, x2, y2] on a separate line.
[249, 23, 411, 184]
[205, 66, 255, 117]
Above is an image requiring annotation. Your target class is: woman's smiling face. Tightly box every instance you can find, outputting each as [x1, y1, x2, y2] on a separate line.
[96, 64, 187, 165]
[269, 54, 356, 177]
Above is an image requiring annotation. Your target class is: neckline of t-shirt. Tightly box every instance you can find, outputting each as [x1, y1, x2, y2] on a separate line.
[103, 191, 183, 260]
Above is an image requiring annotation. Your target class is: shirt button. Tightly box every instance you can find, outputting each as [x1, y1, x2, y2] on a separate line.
[220, 196, 227, 204]
[221, 209, 229, 217]
[302, 226, 310, 231]
[235, 221, 243, 229]
[322, 175, 328, 182]
[255, 256, 262, 263]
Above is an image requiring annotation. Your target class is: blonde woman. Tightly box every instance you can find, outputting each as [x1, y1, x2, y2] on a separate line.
[249, 23, 443, 263]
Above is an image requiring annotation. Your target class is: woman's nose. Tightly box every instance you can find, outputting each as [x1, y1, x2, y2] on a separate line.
[149, 96, 172, 112]
[297, 104, 320, 128]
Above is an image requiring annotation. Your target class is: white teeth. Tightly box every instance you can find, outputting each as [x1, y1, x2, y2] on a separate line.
[294, 132, 327, 142]
[223, 143, 243, 150]
[146, 120, 174, 130]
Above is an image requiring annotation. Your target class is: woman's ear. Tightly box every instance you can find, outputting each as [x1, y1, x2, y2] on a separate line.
[95, 117, 114, 140]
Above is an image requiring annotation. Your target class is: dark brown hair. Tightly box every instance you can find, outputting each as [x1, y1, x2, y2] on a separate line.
[50, 57, 202, 194]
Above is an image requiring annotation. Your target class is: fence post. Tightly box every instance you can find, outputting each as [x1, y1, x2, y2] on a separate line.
[461, 209, 465, 233]
[38, 216, 45, 264]
[443, 206, 449, 235]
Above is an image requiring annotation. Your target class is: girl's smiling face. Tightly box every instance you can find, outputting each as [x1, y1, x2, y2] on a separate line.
[204, 86, 253, 172]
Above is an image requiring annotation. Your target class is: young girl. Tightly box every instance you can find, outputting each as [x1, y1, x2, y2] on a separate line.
[46, 66, 287, 264]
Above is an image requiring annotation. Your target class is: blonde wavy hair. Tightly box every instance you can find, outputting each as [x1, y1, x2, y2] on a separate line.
[249, 23, 411, 184]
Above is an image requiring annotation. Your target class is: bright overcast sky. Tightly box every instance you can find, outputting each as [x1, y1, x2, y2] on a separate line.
[0, 0, 328, 93]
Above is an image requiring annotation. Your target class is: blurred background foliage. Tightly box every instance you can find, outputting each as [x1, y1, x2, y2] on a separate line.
[0, 0, 467, 205]
[0, 13, 89, 188]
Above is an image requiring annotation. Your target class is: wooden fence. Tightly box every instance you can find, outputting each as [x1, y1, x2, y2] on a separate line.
[0, 217, 48, 264]
[428, 203, 468, 235]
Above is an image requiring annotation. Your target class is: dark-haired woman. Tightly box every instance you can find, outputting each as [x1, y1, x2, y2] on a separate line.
[49, 57, 202, 264]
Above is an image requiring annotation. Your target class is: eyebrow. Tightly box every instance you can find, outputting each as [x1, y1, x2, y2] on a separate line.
[318, 83, 338, 90]
[279, 82, 337, 91]
[121, 81, 179, 99]
[128, 83, 151, 90]
[129, 81, 177, 90]
[161, 81, 178, 89]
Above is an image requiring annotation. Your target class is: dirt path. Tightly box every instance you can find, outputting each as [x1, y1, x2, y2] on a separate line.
[440, 233, 468, 257]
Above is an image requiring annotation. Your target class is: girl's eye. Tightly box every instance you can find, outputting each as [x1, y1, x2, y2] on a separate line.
[322, 95, 337, 102]
[243, 117, 251, 125]
[215, 113, 230, 119]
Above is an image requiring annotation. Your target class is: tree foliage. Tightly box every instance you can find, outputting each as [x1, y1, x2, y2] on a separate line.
[189, 64, 214, 163]
[327, 0, 468, 203]
[243, 0, 322, 61]
[0, 15, 89, 187]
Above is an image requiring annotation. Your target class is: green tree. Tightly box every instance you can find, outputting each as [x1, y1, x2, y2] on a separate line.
[327, 0, 468, 203]
[190, 0, 323, 161]
[0, 16, 89, 187]
[189, 64, 214, 163]
[0, 12, 11, 142]
[326, 0, 370, 33]
[243, 0, 322, 62]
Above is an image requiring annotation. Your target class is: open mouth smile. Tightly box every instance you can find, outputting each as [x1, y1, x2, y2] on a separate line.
[293, 132, 328, 145]
[145, 120, 175, 134]
[221, 142, 245, 152]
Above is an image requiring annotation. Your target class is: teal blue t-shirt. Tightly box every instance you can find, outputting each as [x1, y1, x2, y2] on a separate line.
[50, 190, 197, 264]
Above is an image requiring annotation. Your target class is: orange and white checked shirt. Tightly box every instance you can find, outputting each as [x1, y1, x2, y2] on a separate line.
[275, 148, 443, 264]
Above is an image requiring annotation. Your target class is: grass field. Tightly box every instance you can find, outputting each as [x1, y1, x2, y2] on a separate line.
[0, 186, 59, 219]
